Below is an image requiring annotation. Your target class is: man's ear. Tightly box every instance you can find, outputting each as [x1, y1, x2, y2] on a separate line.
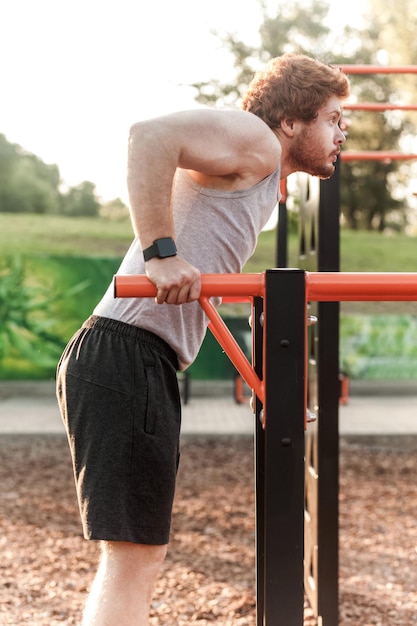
[280, 118, 296, 137]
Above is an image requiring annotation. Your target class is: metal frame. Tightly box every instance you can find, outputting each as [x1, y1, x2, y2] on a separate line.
[114, 269, 417, 625]
[314, 170, 341, 624]
[278, 167, 341, 623]
[114, 62, 417, 626]
[115, 271, 307, 626]
[255, 269, 306, 624]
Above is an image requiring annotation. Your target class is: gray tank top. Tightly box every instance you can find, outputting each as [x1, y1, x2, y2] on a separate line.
[94, 166, 281, 370]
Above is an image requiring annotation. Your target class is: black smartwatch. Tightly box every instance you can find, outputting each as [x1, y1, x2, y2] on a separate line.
[143, 237, 177, 262]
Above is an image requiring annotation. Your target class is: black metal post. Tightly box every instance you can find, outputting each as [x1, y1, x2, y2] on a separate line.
[253, 295, 265, 624]
[255, 268, 306, 625]
[276, 201, 288, 268]
[316, 165, 341, 624]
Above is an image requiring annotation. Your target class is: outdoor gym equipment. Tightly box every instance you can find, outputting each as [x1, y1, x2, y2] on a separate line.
[115, 270, 417, 625]
[115, 62, 417, 626]
[115, 269, 307, 625]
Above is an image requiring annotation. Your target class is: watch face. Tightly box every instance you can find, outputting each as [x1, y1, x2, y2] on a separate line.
[157, 238, 177, 257]
[143, 237, 177, 261]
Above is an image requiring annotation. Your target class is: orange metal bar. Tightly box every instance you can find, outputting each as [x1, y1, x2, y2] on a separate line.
[114, 273, 265, 299]
[344, 102, 417, 111]
[341, 151, 417, 161]
[280, 178, 288, 202]
[335, 65, 417, 74]
[199, 296, 264, 403]
[114, 273, 265, 404]
[306, 272, 417, 302]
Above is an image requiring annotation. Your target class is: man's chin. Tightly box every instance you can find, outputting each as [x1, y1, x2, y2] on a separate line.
[315, 164, 335, 179]
[303, 167, 334, 180]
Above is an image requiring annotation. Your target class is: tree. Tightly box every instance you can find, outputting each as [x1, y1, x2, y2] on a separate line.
[191, 0, 415, 231]
[0, 134, 102, 218]
[369, 0, 417, 69]
[100, 197, 129, 220]
[192, 0, 332, 107]
[333, 21, 406, 230]
[0, 134, 61, 214]
[61, 181, 100, 217]
[338, 6, 416, 229]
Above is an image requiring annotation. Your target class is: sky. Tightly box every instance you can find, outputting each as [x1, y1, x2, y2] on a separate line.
[1, 0, 365, 203]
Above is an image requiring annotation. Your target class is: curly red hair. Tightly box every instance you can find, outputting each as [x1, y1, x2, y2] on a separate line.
[242, 53, 350, 129]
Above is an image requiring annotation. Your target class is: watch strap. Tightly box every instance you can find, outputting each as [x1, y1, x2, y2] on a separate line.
[143, 237, 177, 262]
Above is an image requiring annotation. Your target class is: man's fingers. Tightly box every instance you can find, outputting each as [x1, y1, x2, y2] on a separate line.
[147, 258, 202, 305]
[165, 283, 195, 305]
[156, 288, 168, 304]
[188, 276, 202, 301]
[156, 278, 201, 305]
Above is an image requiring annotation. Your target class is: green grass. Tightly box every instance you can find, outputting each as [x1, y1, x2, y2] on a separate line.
[0, 213, 133, 257]
[340, 230, 417, 273]
[245, 227, 417, 274]
[3, 212, 417, 274]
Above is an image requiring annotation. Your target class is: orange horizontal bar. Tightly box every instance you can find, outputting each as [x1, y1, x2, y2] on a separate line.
[344, 102, 417, 111]
[199, 296, 264, 404]
[114, 273, 265, 298]
[341, 151, 417, 161]
[114, 273, 265, 404]
[306, 272, 417, 301]
[335, 65, 417, 74]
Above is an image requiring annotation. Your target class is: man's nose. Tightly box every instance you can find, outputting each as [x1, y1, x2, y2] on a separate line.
[337, 126, 346, 144]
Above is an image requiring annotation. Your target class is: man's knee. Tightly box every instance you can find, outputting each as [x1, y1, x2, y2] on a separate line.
[101, 541, 168, 576]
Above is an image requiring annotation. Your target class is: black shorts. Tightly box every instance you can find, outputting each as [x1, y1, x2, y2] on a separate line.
[56, 315, 181, 545]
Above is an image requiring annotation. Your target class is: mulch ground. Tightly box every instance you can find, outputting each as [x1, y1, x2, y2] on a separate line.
[0, 434, 416, 625]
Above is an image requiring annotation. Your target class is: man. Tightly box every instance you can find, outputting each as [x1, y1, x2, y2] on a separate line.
[56, 53, 350, 625]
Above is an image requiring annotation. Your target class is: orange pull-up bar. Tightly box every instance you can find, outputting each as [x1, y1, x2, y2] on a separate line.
[344, 102, 417, 112]
[341, 150, 417, 161]
[115, 271, 417, 303]
[336, 65, 417, 74]
[114, 271, 417, 410]
[114, 273, 265, 299]
[306, 272, 417, 302]
[114, 273, 265, 403]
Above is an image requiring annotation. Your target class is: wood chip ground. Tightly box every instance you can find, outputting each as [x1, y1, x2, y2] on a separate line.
[0, 434, 416, 625]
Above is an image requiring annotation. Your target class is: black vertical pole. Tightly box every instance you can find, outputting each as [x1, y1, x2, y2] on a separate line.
[276, 201, 288, 268]
[262, 268, 306, 625]
[253, 296, 265, 625]
[317, 164, 341, 624]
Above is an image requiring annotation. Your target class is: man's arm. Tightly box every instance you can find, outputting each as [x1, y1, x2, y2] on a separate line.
[127, 108, 280, 304]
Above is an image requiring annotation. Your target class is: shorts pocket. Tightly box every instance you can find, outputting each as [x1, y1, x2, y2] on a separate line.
[144, 366, 159, 435]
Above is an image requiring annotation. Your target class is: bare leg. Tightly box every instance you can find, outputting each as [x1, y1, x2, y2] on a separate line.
[81, 541, 167, 626]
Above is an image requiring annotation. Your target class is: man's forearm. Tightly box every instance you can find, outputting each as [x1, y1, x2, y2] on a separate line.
[127, 120, 179, 249]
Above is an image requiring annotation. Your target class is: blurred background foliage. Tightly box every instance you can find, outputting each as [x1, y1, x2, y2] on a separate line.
[2, 0, 417, 380]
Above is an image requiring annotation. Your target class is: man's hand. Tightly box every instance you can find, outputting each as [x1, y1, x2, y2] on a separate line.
[145, 256, 201, 305]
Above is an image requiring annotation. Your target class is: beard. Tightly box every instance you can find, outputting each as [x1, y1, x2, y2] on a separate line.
[287, 131, 337, 179]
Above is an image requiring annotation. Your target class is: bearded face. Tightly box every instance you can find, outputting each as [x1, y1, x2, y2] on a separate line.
[284, 96, 346, 179]
[287, 123, 341, 179]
